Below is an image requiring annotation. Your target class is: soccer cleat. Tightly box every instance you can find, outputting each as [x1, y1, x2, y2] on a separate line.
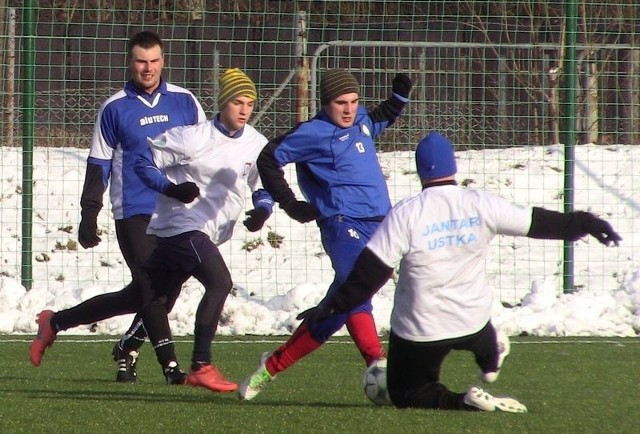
[112, 344, 139, 383]
[464, 386, 527, 413]
[186, 363, 238, 393]
[164, 361, 187, 385]
[481, 330, 511, 383]
[366, 350, 388, 367]
[239, 352, 275, 401]
[29, 310, 57, 367]
[369, 355, 387, 367]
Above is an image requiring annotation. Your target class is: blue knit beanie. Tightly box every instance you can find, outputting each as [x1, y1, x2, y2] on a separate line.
[415, 131, 457, 180]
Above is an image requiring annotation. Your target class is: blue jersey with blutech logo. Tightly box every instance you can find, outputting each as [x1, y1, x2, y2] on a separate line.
[87, 79, 205, 219]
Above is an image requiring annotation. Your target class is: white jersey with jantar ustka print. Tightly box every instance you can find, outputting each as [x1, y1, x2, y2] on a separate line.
[366, 184, 532, 342]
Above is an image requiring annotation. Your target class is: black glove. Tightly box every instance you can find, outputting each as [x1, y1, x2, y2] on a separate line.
[578, 211, 622, 246]
[78, 214, 101, 249]
[243, 207, 270, 232]
[165, 182, 200, 203]
[392, 73, 412, 99]
[281, 199, 318, 223]
[296, 298, 334, 330]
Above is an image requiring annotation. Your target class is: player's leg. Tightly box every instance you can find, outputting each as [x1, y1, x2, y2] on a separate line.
[111, 312, 145, 383]
[240, 313, 331, 399]
[30, 283, 142, 367]
[461, 323, 526, 413]
[455, 321, 510, 383]
[390, 329, 525, 412]
[387, 332, 470, 409]
[112, 284, 182, 383]
[460, 324, 526, 414]
[50, 284, 140, 331]
[240, 217, 381, 400]
[113, 216, 155, 351]
[141, 289, 189, 384]
[324, 217, 385, 365]
[251, 216, 360, 380]
[110, 215, 156, 382]
[44, 215, 153, 333]
[182, 233, 236, 392]
[138, 236, 191, 384]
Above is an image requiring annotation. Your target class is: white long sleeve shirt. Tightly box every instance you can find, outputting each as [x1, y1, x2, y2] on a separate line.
[145, 120, 268, 245]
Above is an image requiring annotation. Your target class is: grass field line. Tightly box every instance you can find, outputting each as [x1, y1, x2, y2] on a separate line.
[2, 337, 638, 345]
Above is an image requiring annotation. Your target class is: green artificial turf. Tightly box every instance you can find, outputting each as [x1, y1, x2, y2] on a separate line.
[0, 335, 637, 434]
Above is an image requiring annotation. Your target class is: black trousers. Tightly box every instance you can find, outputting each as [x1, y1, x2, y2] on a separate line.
[387, 321, 498, 410]
[140, 231, 232, 366]
[54, 216, 178, 336]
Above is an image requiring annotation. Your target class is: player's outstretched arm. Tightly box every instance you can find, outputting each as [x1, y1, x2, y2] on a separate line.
[527, 207, 621, 246]
[369, 73, 412, 125]
[297, 248, 393, 328]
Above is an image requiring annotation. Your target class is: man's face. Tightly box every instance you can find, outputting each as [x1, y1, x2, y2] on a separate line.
[324, 92, 359, 128]
[219, 96, 255, 135]
[128, 45, 164, 94]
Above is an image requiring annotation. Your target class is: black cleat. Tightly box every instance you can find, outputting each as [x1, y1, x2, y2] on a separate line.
[164, 361, 187, 385]
[112, 343, 138, 383]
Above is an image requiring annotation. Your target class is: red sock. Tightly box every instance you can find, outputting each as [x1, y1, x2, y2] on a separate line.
[346, 312, 385, 366]
[266, 323, 322, 376]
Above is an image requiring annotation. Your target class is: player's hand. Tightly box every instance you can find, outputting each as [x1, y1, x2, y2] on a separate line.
[578, 211, 622, 246]
[297, 298, 334, 329]
[165, 182, 200, 203]
[392, 73, 412, 99]
[243, 208, 270, 232]
[281, 199, 318, 223]
[78, 216, 101, 249]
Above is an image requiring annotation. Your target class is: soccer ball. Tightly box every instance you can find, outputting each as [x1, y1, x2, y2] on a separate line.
[363, 358, 392, 406]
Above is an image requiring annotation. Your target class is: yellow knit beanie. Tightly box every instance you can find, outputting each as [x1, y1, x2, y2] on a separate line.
[218, 68, 257, 109]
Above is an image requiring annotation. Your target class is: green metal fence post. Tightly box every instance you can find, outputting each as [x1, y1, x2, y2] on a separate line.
[21, 0, 35, 290]
[562, 0, 578, 293]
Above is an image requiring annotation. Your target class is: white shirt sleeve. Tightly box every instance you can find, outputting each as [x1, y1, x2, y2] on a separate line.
[148, 123, 207, 169]
[482, 190, 533, 237]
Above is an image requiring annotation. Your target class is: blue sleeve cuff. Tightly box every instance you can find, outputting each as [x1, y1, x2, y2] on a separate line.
[392, 92, 409, 103]
[134, 151, 171, 194]
[252, 189, 274, 215]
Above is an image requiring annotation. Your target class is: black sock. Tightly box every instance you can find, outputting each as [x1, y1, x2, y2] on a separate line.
[191, 361, 209, 371]
[155, 344, 178, 369]
[50, 315, 60, 333]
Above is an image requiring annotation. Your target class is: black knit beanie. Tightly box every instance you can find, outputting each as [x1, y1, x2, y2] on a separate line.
[320, 69, 360, 105]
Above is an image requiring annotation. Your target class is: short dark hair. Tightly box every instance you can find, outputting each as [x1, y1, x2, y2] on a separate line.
[128, 31, 163, 55]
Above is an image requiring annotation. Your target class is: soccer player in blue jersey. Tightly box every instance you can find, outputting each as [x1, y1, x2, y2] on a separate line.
[29, 31, 205, 382]
[239, 69, 412, 400]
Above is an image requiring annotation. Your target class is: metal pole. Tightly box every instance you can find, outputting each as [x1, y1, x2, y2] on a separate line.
[562, 0, 578, 293]
[21, 1, 36, 290]
[295, 10, 309, 122]
[3, 9, 15, 146]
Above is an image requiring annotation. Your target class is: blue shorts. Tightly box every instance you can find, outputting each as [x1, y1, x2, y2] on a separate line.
[309, 215, 381, 342]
